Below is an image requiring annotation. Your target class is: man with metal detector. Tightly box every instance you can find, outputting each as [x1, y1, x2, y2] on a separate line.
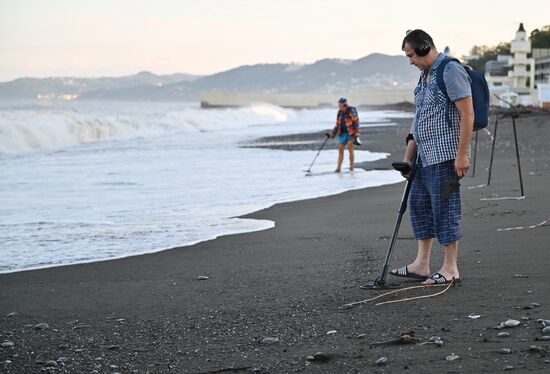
[328, 98, 361, 172]
[389, 30, 474, 285]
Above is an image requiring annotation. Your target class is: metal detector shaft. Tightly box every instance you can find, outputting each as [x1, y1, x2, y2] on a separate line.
[306, 135, 330, 172]
[375, 156, 417, 287]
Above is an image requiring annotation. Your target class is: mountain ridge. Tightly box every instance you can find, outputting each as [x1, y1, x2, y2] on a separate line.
[0, 53, 418, 101]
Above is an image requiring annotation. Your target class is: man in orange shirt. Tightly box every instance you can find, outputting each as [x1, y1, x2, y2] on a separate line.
[329, 98, 361, 172]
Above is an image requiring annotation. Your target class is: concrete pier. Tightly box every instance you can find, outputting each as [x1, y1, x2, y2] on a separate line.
[200, 90, 414, 108]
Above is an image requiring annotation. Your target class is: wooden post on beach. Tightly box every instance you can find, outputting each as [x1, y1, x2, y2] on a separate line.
[484, 112, 526, 200]
[484, 94, 526, 199]
[487, 116, 499, 186]
[512, 117, 525, 197]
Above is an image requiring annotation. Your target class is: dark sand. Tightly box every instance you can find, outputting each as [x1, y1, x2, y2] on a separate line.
[1, 111, 550, 373]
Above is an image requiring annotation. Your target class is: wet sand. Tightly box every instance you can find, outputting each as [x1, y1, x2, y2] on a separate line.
[1, 112, 550, 373]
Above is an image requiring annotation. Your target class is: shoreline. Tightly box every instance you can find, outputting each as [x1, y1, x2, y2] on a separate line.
[1, 112, 549, 373]
[0, 117, 412, 276]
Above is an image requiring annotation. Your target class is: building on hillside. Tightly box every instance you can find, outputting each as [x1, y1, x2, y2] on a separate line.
[482, 23, 550, 106]
[508, 23, 535, 93]
[485, 23, 535, 95]
[485, 55, 513, 81]
[533, 48, 550, 85]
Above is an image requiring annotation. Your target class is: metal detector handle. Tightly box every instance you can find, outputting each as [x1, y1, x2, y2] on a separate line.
[392, 162, 411, 175]
[396, 156, 417, 214]
[374, 155, 418, 287]
[392, 157, 418, 175]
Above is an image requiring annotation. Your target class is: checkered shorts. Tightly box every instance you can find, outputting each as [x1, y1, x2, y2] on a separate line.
[409, 159, 462, 245]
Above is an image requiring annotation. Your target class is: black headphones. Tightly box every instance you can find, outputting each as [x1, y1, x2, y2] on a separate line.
[406, 30, 431, 57]
[415, 40, 431, 56]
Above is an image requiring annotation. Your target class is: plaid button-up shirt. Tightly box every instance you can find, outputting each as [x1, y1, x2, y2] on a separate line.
[412, 53, 472, 166]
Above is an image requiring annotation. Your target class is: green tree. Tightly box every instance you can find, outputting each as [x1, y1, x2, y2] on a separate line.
[530, 25, 550, 48]
[467, 42, 511, 72]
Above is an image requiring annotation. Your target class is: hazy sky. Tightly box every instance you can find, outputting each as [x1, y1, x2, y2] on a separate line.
[1, 0, 549, 81]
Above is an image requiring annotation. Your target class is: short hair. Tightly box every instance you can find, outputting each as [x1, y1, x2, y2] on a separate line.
[401, 29, 435, 51]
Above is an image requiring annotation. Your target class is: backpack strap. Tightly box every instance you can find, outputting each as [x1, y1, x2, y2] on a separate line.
[435, 57, 462, 127]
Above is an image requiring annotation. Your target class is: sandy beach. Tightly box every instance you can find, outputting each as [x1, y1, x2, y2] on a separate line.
[1, 111, 550, 373]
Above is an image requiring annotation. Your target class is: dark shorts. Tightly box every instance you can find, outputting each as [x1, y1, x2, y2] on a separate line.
[409, 159, 462, 246]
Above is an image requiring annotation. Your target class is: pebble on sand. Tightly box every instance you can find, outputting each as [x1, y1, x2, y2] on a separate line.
[306, 352, 331, 362]
[261, 337, 279, 344]
[375, 357, 387, 366]
[446, 354, 459, 361]
[1, 340, 14, 347]
[503, 319, 520, 327]
[500, 348, 512, 354]
[34, 322, 50, 330]
[196, 275, 209, 280]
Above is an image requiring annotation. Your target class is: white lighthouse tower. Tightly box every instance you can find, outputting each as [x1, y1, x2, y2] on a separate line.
[509, 23, 535, 93]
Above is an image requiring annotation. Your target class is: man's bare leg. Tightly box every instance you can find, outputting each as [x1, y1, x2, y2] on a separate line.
[348, 141, 355, 170]
[336, 143, 345, 172]
[423, 241, 460, 284]
[392, 238, 433, 277]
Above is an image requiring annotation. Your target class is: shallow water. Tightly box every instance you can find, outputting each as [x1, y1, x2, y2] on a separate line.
[0, 101, 412, 273]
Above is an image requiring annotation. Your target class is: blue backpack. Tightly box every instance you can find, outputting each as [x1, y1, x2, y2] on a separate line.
[435, 57, 490, 131]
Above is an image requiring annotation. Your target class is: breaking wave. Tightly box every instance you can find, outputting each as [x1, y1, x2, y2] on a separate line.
[0, 103, 290, 155]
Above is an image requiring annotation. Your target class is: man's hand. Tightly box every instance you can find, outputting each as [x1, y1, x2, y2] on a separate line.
[402, 136, 417, 180]
[400, 162, 412, 179]
[455, 154, 469, 177]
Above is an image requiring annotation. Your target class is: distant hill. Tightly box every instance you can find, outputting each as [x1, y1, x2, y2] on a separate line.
[0, 71, 199, 100]
[0, 54, 418, 101]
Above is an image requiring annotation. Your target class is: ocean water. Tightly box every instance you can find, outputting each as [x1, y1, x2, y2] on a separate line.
[0, 101, 413, 273]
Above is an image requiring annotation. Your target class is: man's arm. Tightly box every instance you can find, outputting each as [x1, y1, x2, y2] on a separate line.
[443, 62, 473, 177]
[454, 96, 474, 177]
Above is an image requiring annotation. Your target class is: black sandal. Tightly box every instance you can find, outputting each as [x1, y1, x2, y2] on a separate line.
[425, 272, 461, 285]
[389, 266, 429, 280]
